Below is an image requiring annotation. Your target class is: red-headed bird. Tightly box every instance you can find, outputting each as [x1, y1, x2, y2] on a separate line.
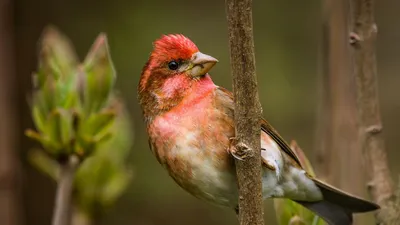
[138, 34, 379, 225]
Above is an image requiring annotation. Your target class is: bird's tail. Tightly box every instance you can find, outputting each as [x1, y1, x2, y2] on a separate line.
[295, 178, 380, 225]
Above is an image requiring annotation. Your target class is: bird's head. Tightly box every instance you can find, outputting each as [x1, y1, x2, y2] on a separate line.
[138, 34, 218, 120]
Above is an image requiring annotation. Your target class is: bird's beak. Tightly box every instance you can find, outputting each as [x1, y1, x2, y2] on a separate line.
[189, 52, 218, 77]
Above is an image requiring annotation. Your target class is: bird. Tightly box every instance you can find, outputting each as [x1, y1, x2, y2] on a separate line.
[137, 34, 379, 225]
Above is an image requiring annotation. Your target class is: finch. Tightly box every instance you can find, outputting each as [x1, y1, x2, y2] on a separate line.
[137, 34, 379, 225]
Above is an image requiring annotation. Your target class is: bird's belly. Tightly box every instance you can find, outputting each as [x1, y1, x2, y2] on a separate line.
[156, 134, 307, 207]
[162, 143, 239, 207]
[149, 112, 320, 208]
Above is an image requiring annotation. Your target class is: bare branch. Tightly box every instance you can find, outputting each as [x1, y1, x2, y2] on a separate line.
[350, 0, 396, 223]
[316, 5, 368, 223]
[225, 0, 264, 224]
[52, 156, 80, 225]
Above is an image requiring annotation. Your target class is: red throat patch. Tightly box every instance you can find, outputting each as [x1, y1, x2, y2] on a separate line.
[138, 34, 216, 120]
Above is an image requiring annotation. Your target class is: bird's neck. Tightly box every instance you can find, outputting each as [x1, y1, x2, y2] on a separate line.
[139, 74, 216, 123]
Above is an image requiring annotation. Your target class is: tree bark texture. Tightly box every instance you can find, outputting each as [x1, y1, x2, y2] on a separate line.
[350, 0, 396, 224]
[0, 0, 22, 224]
[225, 0, 264, 225]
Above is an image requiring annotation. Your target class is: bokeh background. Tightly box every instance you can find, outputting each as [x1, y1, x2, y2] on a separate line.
[3, 0, 400, 224]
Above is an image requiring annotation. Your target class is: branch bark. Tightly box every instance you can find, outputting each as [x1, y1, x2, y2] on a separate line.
[225, 0, 264, 224]
[350, 0, 396, 223]
[52, 156, 79, 225]
[316, 2, 369, 224]
[317, 0, 367, 201]
[0, 0, 22, 224]
[315, 0, 335, 184]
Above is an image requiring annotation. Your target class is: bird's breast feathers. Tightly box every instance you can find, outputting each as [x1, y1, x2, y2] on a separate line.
[147, 88, 322, 206]
[148, 99, 239, 205]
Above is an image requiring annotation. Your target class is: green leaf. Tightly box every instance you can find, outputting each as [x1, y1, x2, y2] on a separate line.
[39, 78, 57, 113]
[43, 108, 74, 154]
[82, 34, 116, 115]
[54, 78, 79, 109]
[38, 26, 79, 84]
[25, 129, 43, 142]
[58, 109, 74, 147]
[78, 110, 116, 138]
[26, 129, 60, 154]
[74, 136, 96, 157]
[73, 100, 133, 215]
[32, 99, 46, 133]
[28, 149, 59, 180]
[75, 109, 116, 157]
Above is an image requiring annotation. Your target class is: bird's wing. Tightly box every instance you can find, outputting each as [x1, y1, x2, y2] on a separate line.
[216, 86, 303, 169]
[260, 119, 302, 168]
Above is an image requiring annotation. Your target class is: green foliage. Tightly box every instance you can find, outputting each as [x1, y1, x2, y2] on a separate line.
[29, 99, 133, 217]
[26, 26, 118, 160]
[273, 141, 325, 225]
[26, 26, 133, 218]
[82, 34, 116, 116]
[74, 99, 133, 215]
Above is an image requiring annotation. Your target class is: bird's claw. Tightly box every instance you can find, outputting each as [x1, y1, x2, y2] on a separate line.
[228, 139, 277, 173]
[227, 137, 252, 161]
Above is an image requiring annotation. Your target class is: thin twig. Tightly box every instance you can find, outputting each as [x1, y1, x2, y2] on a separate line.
[350, 0, 396, 223]
[52, 155, 80, 225]
[225, 0, 264, 224]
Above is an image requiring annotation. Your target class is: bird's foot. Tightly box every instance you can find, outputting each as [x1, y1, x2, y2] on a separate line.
[227, 137, 252, 161]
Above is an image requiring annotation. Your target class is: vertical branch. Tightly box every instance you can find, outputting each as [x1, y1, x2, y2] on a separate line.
[314, 0, 333, 183]
[317, 1, 371, 223]
[323, 0, 365, 197]
[0, 0, 21, 224]
[317, 0, 366, 194]
[350, 0, 396, 224]
[326, 0, 357, 192]
[225, 0, 264, 225]
[52, 156, 79, 225]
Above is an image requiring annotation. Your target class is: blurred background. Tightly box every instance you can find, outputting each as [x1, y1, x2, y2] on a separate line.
[0, 0, 399, 224]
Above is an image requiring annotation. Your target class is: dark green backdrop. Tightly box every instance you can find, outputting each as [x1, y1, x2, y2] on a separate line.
[14, 0, 400, 224]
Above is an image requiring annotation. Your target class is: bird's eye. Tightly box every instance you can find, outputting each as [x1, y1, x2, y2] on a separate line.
[168, 61, 179, 70]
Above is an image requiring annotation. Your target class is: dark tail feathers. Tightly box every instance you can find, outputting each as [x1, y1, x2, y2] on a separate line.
[296, 178, 380, 225]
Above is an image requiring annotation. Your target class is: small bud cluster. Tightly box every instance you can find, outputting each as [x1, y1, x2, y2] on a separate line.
[26, 26, 133, 217]
[26, 26, 117, 160]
